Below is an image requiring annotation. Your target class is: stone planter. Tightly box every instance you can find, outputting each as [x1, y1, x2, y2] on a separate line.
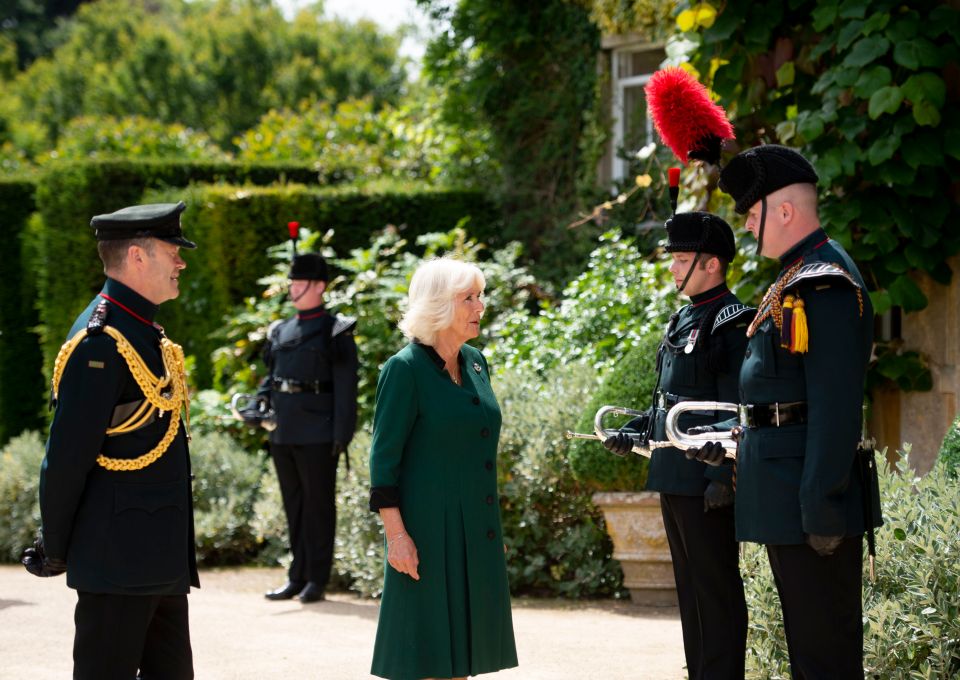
[592, 491, 677, 606]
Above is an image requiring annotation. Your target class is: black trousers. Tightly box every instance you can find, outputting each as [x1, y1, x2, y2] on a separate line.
[766, 536, 864, 679]
[660, 493, 747, 680]
[271, 442, 339, 585]
[73, 591, 192, 680]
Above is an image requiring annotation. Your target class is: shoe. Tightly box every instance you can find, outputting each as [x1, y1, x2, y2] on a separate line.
[265, 581, 305, 600]
[298, 582, 325, 603]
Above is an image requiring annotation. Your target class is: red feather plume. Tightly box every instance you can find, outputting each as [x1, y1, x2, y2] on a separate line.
[645, 67, 734, 165]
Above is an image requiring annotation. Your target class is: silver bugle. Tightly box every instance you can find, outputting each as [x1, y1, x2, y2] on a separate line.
[563, 405, 674, 458]
[663, 400, 739, 458]
[230, 392, 277, 432]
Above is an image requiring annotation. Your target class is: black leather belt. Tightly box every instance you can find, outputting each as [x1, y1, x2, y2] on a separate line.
[272, 378, 333, 394]
[738, 402, 807, 428]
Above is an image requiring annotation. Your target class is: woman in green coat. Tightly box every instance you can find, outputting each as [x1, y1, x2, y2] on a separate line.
[369, 257, 518, 680]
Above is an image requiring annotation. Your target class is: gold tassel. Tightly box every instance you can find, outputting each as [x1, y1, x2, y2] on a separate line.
[780, 294, 795, 350]
[791, 295, 808, 353]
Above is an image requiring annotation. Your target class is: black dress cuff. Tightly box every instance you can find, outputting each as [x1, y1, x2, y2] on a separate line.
[369, 485, 401, 512]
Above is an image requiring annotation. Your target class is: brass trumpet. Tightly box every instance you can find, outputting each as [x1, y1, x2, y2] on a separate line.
[230, 393, 277, 431]
[565, 402, 740, 459]
[564, 405, 673, 458]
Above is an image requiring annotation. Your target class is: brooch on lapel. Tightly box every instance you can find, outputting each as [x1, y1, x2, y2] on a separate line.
[473, 362, 482, 374]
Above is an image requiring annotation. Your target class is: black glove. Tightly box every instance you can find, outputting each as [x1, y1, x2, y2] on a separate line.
[602, 430, 638, 457]
[703, 480, 734, 511]
[685, 441, 725, 466]
[806, 533, 844, 557]
[21, 538, 66, 578]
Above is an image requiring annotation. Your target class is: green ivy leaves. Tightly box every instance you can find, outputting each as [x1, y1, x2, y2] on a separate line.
[868, 86, 903, 119]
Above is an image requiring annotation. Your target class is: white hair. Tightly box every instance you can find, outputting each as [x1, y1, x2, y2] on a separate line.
[398, 257, 486, 345]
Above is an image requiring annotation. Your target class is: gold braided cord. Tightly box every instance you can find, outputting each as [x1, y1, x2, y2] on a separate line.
[747, 262, 864, 338]
[51, 326, 190, 471]
[98, 412, 182, 471]
[747, 262, 803, 337]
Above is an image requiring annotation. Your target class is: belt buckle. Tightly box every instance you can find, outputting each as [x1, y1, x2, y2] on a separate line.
[281, 379, 293, 392]
[657, 392, 666, 410]
[774, 402, 780, 427]
[738, 404, 753, 428]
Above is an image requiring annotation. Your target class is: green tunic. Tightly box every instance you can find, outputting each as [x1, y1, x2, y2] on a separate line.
[369, 342, 518, 680]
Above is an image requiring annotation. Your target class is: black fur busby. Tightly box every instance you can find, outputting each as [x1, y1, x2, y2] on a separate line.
[665, 211, 736, 260]
[289, 253, 328, 281]
[718, 145, 819, 214]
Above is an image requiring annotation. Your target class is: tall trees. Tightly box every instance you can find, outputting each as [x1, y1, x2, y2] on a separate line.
[1, 0, 406, 152]
[418, 0, 603, 272]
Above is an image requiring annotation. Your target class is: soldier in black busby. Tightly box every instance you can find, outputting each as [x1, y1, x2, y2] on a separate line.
[23, 201, 199, 679]
[690, 144, 881, 677]
[247, 226, 359, 603]
[602, 210, 753, 680]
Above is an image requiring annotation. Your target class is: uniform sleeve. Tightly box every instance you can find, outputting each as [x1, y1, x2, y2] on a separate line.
[332, 327, 359, 445]
[799, 284, 865, 536]
[704, 321, 749, 484]
[39, 335, 124, 560]
[257, 326, 276, 403]
[368, 355, 419, 511]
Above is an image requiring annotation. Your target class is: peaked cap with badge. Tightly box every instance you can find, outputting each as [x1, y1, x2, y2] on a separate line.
[91, 201, 197, 249]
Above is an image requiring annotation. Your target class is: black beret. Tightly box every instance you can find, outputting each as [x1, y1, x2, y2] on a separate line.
[665, 211, 736, 261]
[90, 201, 196, 249]
[718, 145, 819, 214]
[289, 253, 328, 281]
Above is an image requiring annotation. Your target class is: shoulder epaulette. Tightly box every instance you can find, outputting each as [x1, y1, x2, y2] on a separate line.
[266, 318, 285, 340]
[332, 315, 357, 338]
[784, 262, 861, 292]
[87, 300, 110, 335]
[711, 303, 756, 334]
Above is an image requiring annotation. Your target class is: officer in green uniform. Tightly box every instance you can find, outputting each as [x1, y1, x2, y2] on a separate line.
[602, 211, 752, 680]
[693, 145, 881, 677]
[252, 252, 359, 603]
[22, 201, 199, 679]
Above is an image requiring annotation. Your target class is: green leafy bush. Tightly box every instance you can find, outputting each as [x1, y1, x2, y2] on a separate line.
[496, 363, 624, 597]
[0, 431, 43, 561]
[190, 431, 268, 565]
[743, 450, 960, 678]
[489, 230, 671, 374]
[938, 416, 960, 476]
[566, 333, 661, 492]
[46, 115, 229, 163]
[331, 430, 387, 597]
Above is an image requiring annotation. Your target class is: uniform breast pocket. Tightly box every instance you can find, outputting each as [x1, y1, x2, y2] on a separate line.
[103, 480, 187, 587]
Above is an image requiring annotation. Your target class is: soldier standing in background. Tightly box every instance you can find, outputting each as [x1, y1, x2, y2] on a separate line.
[252, 238, 359, 604]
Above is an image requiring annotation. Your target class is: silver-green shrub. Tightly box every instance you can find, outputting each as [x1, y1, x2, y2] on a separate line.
[743, 449, 960, 678]
[186, 431, 267, 565]
[0, 430, 43, 561]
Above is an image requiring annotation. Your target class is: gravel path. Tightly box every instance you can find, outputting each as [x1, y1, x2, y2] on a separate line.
[0, 565, 686, 679]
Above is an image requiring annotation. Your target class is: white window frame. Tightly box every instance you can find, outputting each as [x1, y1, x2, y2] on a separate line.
[609, 46, 660, 182]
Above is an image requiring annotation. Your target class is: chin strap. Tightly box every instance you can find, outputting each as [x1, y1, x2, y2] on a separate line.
[677, 251, 702, 293]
